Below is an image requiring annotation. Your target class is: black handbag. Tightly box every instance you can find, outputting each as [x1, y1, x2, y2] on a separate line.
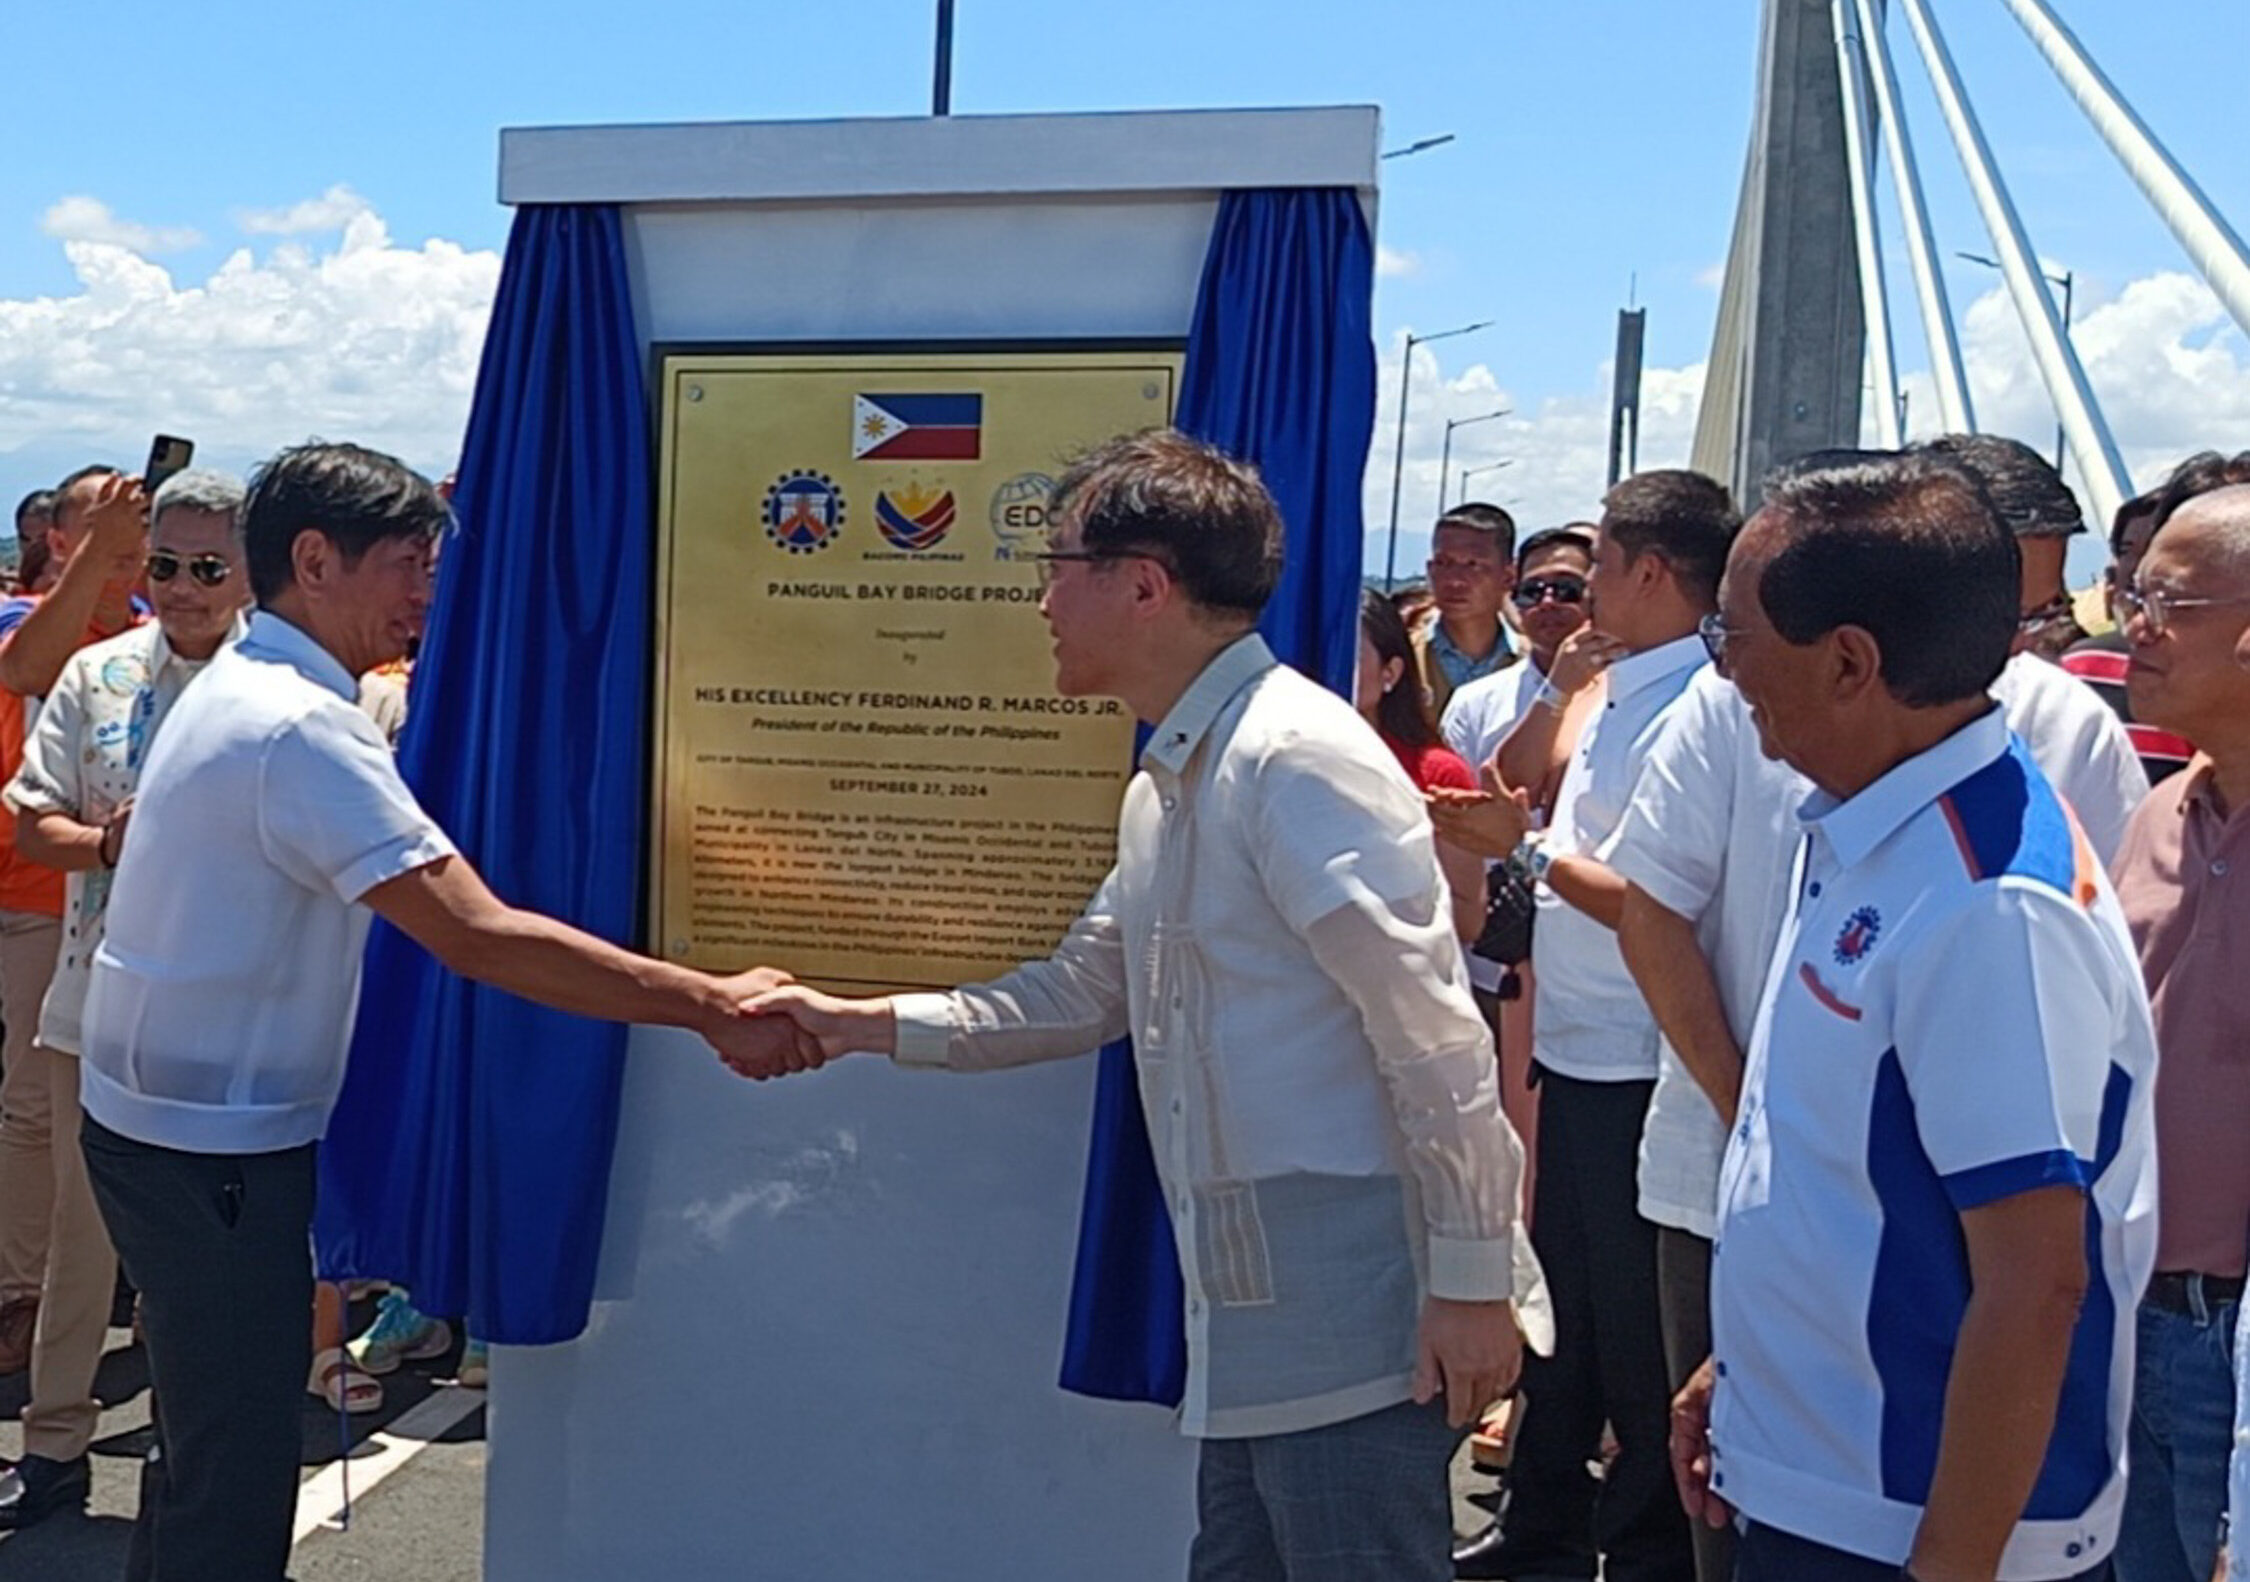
[1469, 850, 1538, 969]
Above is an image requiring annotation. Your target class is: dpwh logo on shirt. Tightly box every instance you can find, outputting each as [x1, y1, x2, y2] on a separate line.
[1833, 905, 1882, 966]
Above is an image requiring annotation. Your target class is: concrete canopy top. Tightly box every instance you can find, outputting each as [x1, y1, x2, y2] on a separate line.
[498, 106, 1381, 207]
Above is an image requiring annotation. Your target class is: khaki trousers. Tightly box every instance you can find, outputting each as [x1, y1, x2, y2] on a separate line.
[0, 909, 63, 1298]
[0, 911, 117, 1460]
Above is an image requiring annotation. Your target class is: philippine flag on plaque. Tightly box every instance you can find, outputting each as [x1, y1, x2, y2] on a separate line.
[852, 393, 983, 461]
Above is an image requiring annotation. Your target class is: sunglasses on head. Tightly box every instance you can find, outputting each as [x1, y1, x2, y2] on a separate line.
[1512, 575, 1587, 609]
[145, 551, 233, 588]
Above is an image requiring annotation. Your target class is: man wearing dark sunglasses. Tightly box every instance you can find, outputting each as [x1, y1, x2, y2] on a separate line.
[0, 468, 248, 1530]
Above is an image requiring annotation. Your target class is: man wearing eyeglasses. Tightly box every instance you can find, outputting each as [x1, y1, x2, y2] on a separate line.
[1414, 503, 1520, 720]
[0, 469, 249, 1529]
[2106, 475, 2250, 1582]
[750, 429, 1550, 1582]
[0, 465, 147, 1385]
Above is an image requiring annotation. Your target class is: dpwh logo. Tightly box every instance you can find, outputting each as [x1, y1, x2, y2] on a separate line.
[989, 473, 1056, 560]
[763, 471, 846, 554]
[1833, 905, 1882, 966]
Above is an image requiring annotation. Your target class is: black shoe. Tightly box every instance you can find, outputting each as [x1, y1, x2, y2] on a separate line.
[0, 1453, 91, 1529]
[1452, 1522, 1593, 1582]
[1453, 1522, 1509, 1578]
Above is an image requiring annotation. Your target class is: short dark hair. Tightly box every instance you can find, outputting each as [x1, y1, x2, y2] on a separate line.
[1360, 587, 1442, 752]
[1600, 470, 1740, 606]
[13, 490, 54, 538]
[50, 465, 120, 530]
[1516, 526, 1595, 573]
[1770, 447, 1901, 484]
[2111, 488, 2164, 555]
[1916, 432, 2084, 539]
[1050, 429, 1281, 619]
[242, 442, 450, 606]
[1758, 454, 2018, 708]
[2150, 450, 2250, 533]
[1433, 502, 1517, 560]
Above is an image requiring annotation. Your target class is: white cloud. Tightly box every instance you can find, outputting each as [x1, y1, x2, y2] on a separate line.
[1371, 271, 2250, 577]
[0, 197, 500, 480]
[1376, 244, 1421, 279]
[1694, 260, 1727, 292]
[39, 196, 201, 255]
[236, 184, 374, 236]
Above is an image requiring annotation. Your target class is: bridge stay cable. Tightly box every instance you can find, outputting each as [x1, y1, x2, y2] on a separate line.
[1832, 0, 1903, 447]
[1853, 0, 1974, 434]
[1893, 0, 2132, 526]
[1999, 0, 2250, 344]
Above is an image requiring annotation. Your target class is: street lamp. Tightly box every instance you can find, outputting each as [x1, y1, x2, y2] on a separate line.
[1957, 250, 2075, 469]
[1381, 134, 1457, 160]
[1383, 320, 1494, 589]
[1459, 458, 1515, 504]
[1437, 409, 1511, 513]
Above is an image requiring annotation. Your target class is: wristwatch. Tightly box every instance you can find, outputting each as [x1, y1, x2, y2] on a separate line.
[1510, 833, 1555, 885]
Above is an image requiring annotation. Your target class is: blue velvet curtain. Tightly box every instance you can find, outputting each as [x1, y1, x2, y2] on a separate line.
[314, 204, 653, 1346]
[1058, 188, 1378, 1402]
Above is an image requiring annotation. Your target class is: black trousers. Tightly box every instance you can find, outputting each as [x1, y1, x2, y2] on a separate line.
[1497, 1068, 1692, 1582]
[82, 1116, 315, 1582]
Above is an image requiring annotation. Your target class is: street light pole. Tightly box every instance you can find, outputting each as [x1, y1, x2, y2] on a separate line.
[1437, 408, 1510, 513]
[1957, 251, 2075, 468]
[1459, 458, 1515, 504]
[1382, 321, 1493, 590]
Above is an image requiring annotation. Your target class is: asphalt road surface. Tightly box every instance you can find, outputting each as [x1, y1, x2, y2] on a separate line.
[0, 1301, 485, 1581]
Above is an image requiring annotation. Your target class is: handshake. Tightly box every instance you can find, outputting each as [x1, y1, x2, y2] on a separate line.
[697, 969, 898, 1082]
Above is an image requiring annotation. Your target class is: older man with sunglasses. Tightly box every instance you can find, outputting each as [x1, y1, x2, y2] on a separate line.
[0, 470, 249, 1527]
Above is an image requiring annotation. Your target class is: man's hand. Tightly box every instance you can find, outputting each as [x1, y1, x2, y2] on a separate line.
[700, 966, 823, 1080]
[1669, 1357, 1735, 1530]
[703, 1007, 827, 1081]
[98, 798, 134, 869]
[743, 983, 898, 1064]
[82, 474, 149, 580]
[1546, 626, 1631, 702]
[1412, 1297, 1524, 1428]
[1426, 769, 1533, 860]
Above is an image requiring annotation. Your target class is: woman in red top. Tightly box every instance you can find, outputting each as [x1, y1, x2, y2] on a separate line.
[1357, 588, 1486, 942]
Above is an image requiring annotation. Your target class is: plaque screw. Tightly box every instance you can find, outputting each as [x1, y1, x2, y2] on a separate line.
[686, 385, 705, 402]
[1142, 383, 1159, 400]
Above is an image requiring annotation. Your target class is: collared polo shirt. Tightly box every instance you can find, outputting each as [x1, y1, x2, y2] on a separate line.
[4, 617, 241, 1055]
[1420, 616, 1516, 709]
[1441, 658, 1552, 996]
[1710, 709, 2158, 1578]
[2109, 755, 2250, 1278]
[1529, 632, 1706, 1082]
[78, 611, 456, 1154]
[1607, 663, 2161, 1240]
[1989, 651, 2149, 864]
[1607, 665, 1804, 1237]
[893, 633, 1551, 1438]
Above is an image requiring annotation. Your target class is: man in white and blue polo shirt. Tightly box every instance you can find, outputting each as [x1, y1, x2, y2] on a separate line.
[1672, 453, 2157, 1582]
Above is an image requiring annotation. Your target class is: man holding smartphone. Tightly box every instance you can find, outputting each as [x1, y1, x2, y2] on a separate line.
[0, 464, 148, 1378]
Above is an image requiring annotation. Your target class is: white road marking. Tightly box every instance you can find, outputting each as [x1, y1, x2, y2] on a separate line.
[292, 1383, 486, 1544]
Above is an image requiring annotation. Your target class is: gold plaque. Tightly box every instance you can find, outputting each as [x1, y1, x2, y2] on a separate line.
[651, 346, 1181, 992]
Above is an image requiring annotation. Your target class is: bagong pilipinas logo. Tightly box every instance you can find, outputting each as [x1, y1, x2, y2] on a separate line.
[762, 472, 846, 554]
[873, 483, 957, 553]
[1833, 905, 1882, 966]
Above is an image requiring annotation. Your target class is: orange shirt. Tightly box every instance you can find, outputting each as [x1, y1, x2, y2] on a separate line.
[0, 598, 142, 917]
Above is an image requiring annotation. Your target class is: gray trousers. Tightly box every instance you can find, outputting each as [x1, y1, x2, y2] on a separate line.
[1188, 1398, 1462, 1582]
[1656, 1225, 1738, 1582]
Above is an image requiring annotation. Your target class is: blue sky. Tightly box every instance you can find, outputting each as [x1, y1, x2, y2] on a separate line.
[2, 0, 2244, 579]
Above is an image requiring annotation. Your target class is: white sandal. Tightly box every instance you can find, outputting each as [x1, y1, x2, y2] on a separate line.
[310, 1346, 385, 1415]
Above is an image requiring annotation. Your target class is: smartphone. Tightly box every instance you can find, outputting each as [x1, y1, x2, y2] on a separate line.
[144, 435, 194, 494]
